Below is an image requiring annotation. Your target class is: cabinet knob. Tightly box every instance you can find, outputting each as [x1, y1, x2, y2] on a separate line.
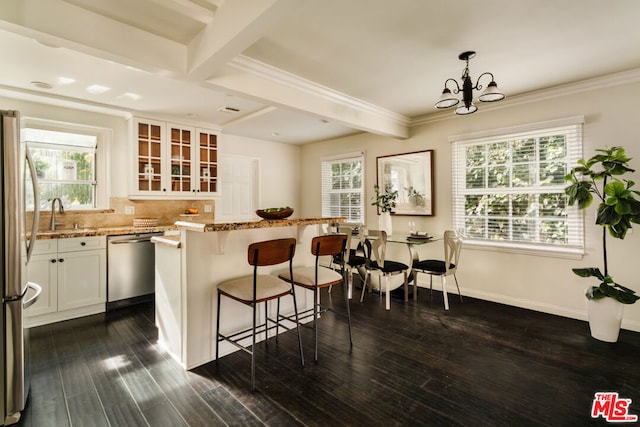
[51, 259, 57, 264]
[59, 258, 64, 263]
[81, 242, 86, 246]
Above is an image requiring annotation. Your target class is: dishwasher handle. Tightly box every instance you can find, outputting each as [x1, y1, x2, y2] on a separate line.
[110, 237, 153, 244]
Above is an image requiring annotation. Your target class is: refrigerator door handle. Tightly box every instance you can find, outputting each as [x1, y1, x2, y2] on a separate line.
[25, 146, 40, 263]
[23, 282, 42, 309]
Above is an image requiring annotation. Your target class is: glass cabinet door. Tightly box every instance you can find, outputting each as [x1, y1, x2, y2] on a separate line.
[137, 121, 163, 192]
[197, 129, 218, 194]
[169, 126, 193, 193]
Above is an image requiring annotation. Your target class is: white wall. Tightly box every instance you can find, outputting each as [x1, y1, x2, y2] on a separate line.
[222, 133, 301, 212]
[300, 81, 640, 332]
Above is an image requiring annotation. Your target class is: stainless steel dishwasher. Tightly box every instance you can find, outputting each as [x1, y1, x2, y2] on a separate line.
[107, 232, 163, 310]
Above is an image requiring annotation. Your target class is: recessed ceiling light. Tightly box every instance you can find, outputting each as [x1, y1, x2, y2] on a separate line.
[86, 84, 110, 94]
[271, 132, 280, 137]
[30, 81, 53, 89]
[57, 77, 75, 85]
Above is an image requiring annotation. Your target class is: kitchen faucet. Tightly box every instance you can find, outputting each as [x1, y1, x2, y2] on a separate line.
[50, 198, 65, 230]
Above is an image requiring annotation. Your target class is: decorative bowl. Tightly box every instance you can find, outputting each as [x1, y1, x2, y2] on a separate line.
[256, 208, 294, 220]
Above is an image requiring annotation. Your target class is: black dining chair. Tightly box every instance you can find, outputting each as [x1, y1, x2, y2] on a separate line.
[412, 230, 463, 310]
[360, 229, 410, 310]
[331, 226, 368, 299]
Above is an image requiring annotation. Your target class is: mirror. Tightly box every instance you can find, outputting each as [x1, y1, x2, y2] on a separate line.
[376, 150, 434, 216]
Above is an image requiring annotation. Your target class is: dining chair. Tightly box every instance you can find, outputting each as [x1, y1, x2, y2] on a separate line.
[412, 230, 463, 310]
[331, 226, 368, 299]
[215, 238, 304, 391]
[278, 234, 351, 363]
[361, 229, 410, 310]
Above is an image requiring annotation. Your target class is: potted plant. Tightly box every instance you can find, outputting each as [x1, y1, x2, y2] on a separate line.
[565, 146, 640, 341]
[372, 184, 397, 235]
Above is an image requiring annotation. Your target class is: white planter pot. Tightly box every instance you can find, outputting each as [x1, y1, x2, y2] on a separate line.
[378, 212, 392, 236]
[586, 296, 624, 342]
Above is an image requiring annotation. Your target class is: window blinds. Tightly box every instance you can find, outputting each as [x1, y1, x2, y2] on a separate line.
[451, 117, 584, 255]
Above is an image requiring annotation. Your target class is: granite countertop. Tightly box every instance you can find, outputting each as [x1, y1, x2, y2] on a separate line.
[175, 216, 345, 232]
[36, 217, 345, 240]
[35, 224, 178, 239]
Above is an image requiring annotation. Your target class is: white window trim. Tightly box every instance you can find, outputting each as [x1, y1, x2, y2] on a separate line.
[321, 151, 365, 225]
[450, 116, 585, 258]
[23, 117, 111, 209]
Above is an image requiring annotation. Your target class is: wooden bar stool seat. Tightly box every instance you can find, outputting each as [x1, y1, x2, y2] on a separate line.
[278, 233, 351, 363]
[215, 238, 304, 391]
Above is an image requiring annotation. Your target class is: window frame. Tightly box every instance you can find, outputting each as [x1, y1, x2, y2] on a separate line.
[23, 117, 110, 210]
[450, 116, 585, 258]
[321, 152, 365, 224]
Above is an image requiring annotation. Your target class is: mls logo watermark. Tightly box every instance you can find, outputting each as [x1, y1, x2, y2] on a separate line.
[591, 392, 638, 423]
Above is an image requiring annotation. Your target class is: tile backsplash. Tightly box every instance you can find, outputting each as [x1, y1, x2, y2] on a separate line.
[29, 197, 215, 231]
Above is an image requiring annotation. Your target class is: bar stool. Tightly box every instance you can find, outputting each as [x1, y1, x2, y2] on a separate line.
[278, 234, 351, 363]
[215, 238, 304, 391]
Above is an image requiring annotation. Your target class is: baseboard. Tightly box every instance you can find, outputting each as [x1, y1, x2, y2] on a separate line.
[415, 278, 640, 333]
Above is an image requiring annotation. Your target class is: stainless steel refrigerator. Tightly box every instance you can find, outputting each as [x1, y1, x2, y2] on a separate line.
[1, 110, 41, 425]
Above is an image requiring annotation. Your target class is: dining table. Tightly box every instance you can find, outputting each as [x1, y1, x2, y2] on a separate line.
[349, 230, 441, 305]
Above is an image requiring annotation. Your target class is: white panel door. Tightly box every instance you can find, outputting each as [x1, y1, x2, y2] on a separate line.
[217, 155, 258, 221]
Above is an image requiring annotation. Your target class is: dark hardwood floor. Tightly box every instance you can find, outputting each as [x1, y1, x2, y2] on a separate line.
[16, 284, 640, 426]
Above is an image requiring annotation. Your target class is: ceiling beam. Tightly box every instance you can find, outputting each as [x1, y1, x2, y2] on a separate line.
[206, 56, 410, 139]
[186, 0, 298, 81]
[0, 0, 186, 75]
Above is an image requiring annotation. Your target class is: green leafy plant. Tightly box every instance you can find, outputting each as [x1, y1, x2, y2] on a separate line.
[565, 146, 640, 304]
[372, 184, 397, 213]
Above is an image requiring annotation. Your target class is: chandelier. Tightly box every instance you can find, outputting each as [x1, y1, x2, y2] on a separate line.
[435, 51, 505, 115]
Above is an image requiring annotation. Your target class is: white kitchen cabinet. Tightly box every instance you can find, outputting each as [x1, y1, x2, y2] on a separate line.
[26, 239, 58, 318]
[130, 118, 220, 198]
[26, 236, 106, 327]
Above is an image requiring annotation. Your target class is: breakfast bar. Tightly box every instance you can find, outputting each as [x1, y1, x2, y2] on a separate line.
[152, 216, 344, 369]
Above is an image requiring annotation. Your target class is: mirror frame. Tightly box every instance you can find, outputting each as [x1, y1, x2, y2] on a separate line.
[376, 149, 434, 216]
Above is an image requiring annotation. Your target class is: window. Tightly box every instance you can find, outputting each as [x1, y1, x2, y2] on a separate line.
[451, 117, 584, 256]
[321, 152, 364, 223]
[24, 120, 108, 210]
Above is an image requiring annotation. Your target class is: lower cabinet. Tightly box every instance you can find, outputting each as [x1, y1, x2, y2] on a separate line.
[26, 236, 106, 327]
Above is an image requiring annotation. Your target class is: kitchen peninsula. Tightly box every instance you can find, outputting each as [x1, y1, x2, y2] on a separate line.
[152, 216, 344, 369]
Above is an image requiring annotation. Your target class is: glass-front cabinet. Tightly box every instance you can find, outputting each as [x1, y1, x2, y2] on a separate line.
[197, 129, 218, 194]
[131, 118, 220, 198]
[136, 119, 164, 193]
[168, 124, 193, 194]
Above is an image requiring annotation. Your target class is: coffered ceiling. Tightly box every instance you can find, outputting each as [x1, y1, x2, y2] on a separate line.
[1, 0, 640, 144]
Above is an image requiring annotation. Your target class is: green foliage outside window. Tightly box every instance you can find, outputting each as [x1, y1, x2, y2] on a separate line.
[28, 134, 97, 210]
[461, 133, 569, 244]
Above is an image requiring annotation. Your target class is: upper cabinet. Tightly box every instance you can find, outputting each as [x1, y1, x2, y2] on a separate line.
[131, 118, 220, 198]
